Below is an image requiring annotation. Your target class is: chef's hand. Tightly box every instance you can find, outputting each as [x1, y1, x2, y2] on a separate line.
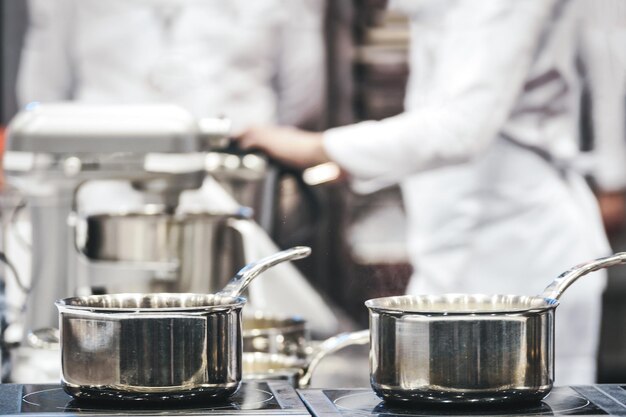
[235, 126, 330, 170]
[597, 191, 626, 235]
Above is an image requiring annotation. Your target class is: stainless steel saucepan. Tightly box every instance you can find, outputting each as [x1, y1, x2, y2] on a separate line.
[243, 330, 370, 388]
[364, 252, 626, 405]
[55, 246, 311, 402]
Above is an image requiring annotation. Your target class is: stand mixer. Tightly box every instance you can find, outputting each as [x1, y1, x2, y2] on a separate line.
[2, 102, 233, 339]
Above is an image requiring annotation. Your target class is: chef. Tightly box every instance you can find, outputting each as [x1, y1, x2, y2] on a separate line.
[17, 0, 326, 131]
[237, 0, 626, 384]
[16, 0, 326, 214]
[580, 0, 626, 235]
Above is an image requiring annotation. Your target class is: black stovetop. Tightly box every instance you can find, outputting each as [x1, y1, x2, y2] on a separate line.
[0, 381, 309, 416]
[4, 383, 626, 416]
[297, 386, 626, 416]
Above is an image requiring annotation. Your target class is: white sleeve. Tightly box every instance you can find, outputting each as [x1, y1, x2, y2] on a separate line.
[579, 0, 626, 192]
[323, 1, 558, 190]
[17, 0, 75, 106]
[274, 0, 326, 129]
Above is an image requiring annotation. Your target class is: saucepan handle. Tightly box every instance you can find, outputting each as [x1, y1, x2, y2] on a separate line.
[27, 328, 60, 350]
[223, 214, 255, 275]
[216, 244, 311, 299]
[541, 252, 626, 301]
[298, 329, 370, 388]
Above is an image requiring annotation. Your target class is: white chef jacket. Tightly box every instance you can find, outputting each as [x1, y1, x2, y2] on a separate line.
[325, 0, 623, 384]
[17, 0, 326, 130]
[578, 0, 626, 191]
[16, 0, 326, 212]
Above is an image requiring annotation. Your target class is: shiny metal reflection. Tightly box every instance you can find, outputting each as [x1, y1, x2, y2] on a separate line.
[366, 294, 555, 405]
[243, 312, 308, 358]
[56, 293, 245, 402]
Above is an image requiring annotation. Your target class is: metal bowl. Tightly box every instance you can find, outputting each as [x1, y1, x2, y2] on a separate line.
[243, 312, 309, 358]
[75, 206, 252, 293]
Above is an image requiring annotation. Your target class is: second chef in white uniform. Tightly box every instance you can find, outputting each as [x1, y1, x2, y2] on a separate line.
[237, 0, 626, 384]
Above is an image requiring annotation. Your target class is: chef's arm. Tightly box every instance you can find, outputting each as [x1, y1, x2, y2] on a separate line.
[323, 1, 558, 191]
[274, 0, 327, 129]
[17, 0, 75, 106]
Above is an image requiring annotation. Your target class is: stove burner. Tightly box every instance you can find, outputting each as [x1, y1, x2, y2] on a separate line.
[22, 386, 275, 414]
[332, 390, 596, 416]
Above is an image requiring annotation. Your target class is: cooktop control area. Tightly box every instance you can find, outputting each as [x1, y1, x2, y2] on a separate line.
[0, 381, 310, 416]
[298, 386, 626, 416]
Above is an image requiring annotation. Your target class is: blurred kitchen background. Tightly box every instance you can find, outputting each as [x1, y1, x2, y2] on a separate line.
[1, 0, 626, 385]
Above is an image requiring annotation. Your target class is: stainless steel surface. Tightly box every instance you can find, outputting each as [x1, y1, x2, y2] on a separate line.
[27, 189, 77, 331]
[205, 152, 274, 231]
[56, 293, 245, 402]
[241, 311, 368, 388]
[365, 293, 554, 313]
[26, 328, 60, 350]
[366, 295, 554, 405]
[305, 343, 370, 388]
[80, 208, 179, 263]
[129, 171, 206, 210]
[3, 104, 232, 346]
[363, 253, 626, 405]
[77, 207, 253, 294]
[198, 117, 232, 150]
[217, 246, 311, 299]
[54, 247, 311, 402]
[243, 352, 307, 387]
[542, 252, 626, 300]
[5, 103, 210, 154]
[298, 330, 370, 388]
[243, 312, 309, 358]
[243, 330, 369, 389]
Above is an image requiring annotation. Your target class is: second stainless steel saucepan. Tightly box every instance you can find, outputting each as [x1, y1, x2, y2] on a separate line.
[365, 252, 626, 405]
[55, 246, 311, 403]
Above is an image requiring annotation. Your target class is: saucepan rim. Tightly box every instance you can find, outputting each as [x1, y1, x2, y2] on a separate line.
[82, 204, 252, 221]
[365, 293, 559, 315]
[56, 292, 247, 313]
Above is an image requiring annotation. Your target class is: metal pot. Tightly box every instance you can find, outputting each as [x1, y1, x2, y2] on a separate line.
[243, 312, 309, 358]
[241, 312, 369, 387]
[75, 206, 253, 294]
[243, 330, 370, 388]
[55, 246, 311, 402]
[364, 252, 626, 405]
